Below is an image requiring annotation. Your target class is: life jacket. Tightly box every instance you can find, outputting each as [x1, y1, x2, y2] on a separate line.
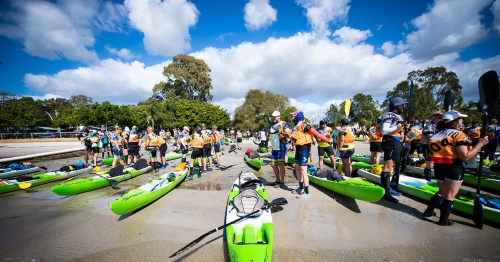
[129, 132, 140, 143]
[374, 115, 383, 137]
[147, 133, 158, 147]
[336, 126, 355, 150]
[368, 126, 382, 142]
[485, 125, 498, 141]
[178, 132, 189, 146]
[467, 126, 481, 139]
[428, 129, 471, 164]
[212, 131, 221, 143]
[157, 136, 166, 148]
[378, 112, 405, 139]
[291, 121, 313, 146]
[270, 121, 291, 141]
[317, 127, 332, 147]
[190, 133, 204, 148]
[201, 130, 212, 144]
[421, 121, 438, 145]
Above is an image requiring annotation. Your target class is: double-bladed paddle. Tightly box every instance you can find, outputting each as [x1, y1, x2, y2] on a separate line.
[474, 70, 499, 229]
[169, 197, 288, 258]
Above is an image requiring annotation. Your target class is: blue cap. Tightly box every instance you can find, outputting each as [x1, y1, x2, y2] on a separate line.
[390, 97, 409, 107]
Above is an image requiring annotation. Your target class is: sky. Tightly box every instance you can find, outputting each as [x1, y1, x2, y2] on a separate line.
[1, 0, 499, 122]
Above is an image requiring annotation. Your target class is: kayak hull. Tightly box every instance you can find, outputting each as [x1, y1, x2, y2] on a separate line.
[244, 154, 263, 170]
[308, 173, 384, 202]
[52, 165, 152, 195]
[358, 169, 500, 224]
[226, 172, 273, 262]
[109, 166, 188, 215]
[0, 166, 44, 179]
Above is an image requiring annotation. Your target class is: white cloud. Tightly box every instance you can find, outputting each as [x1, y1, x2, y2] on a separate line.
[124, 0, 199, 57]
[243, 0, 277, 31]
[105, 46, 138, 59]
[492, 0, 500, 34]
[290, 98, 343, 123]
[381, 41, 396, 56]
[29, 93, 64, 101]
[332, 26, 372, 45]
[404, 0, 491, 60]
[212, 97, 245, 118]
[295, 0, 350, 37]
[0, 0, 127, 64]
[23, 58, 169, 105]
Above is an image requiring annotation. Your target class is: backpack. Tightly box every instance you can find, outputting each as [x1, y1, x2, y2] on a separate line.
[84, 137, 92, 147]
[332, 130, 339, 144]
[100, 134, 108, 144]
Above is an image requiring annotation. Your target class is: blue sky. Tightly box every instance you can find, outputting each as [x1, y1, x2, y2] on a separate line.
[1, 0, 499, 121]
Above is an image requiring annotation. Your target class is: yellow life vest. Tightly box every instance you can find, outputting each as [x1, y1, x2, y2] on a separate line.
[368, 126, 382, 142]
[147, 133, 158, 147]
[291, 121, 313, 146]
[190, 133, 204, 148]
[337, 126, 355, 150]
[129, 133, 140, 143]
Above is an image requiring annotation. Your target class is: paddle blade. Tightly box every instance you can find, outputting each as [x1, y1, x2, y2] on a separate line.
[270, 197, 288, 206]
[443, 90, 455, 111]
[108, 179, 120, 187]
[133, 158, 148, 170]
[345, 99, 351, 119]
[93, 166, 100, 171]
[109, 165, 124, 177]
[19, 182, 31, 189]
[478, 70, 499, 115]
[473, 196, 484, 229]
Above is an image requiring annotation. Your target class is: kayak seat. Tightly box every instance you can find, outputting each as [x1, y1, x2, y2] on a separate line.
[232, 189, 265, 217]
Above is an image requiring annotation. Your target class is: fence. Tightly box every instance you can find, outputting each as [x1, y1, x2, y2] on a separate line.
[0, 132, 82, 140]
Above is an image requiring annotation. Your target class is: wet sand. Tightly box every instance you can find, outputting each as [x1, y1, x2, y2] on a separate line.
[0, 140, 499, 261]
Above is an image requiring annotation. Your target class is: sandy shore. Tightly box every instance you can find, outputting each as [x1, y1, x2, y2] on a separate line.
[0, 140, 499, 261]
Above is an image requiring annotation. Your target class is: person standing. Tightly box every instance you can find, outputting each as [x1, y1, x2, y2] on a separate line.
[408, 119, 423, 158]
[127, 126, 142, 165]
[212, 125, 222, 168]
[484, 118, 498, 161]
[290, 110, 329, 198]
[400, 122, 412, 173]
[145, 127, 160, 173]
[368, 122, 383, 165]
[236, 129, 243, 150]
[269, 111, 291, 188]
[379, 97, 408, 203]
[89, 130, 100, 167]
[178, 126, 190, 163]
[422, 110, 488, 226]
[111, 129, 126, 168]
[187, 127, 205, 180]
[421, 112, 443, 181]
[121, 126, 130, 165]
[80, 129, 92, 165]
[336, 118, 355, 177]
[200, 123, 214, 172]
[317, 120, 335, 170]
[100, 131, 111, 159]
[259, 127, 268, 152]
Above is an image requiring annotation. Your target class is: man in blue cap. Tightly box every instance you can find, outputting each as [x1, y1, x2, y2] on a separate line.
[378, 97, 408, 203]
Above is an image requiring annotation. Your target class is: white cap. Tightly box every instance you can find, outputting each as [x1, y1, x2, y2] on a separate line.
[442, 110, 468, 121]
[271, 111, 281, 117]
[183, 126, 190, 131]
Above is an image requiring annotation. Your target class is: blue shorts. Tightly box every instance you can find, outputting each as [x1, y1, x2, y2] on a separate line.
[271, 142, 287, 162]
[295, 146, 311, 166]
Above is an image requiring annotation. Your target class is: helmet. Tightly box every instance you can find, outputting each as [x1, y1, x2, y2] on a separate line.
[271, 111, 281, 117]
[340, 118, 349, 125]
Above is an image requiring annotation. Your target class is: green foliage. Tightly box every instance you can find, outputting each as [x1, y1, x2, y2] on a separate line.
[349, 94, 382, 127]
[232, 89, 294, 131]
[152, 54, 213, 102]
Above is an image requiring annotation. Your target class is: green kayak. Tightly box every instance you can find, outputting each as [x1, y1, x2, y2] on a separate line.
[0, 165, 92, 194]
[323, 157, 372, 173]
[0, 165, 44, 179]
[357, 169, 500, 224]
[405, 165, 500, 192]
[308, 168, 384, 202]
[226, 172, 273, 262]
[52, 163, 152, 195]
[109, 163, 188, 215]
[244, 154, 263, 170]
[286, 153, 295, 165]
[102, 151, 186, 166]
[351, 154, 384, 165]
[193, 155, 217, 166]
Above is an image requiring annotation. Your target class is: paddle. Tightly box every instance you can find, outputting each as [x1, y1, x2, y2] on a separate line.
[443, 89, 455, 112]
[169, 197, 288, 258]
[473, 70, 499, 229]
[97, 165, 124, 187]
[345, 99, 351, 119]
[391, 80, 413, 190]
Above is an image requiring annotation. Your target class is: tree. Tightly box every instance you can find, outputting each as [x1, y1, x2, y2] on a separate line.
[384, 80, 436, 122]
[0, 97, 45, 130]
[152, 54, 213, 102]
[324, 103, 342, 125]
[232, 89, 293, 131]
[69, 95, 93, 106]
[350, 93, 381, 127]
[408, 66, 463, 109]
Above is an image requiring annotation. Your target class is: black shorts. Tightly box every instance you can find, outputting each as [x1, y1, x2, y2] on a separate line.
[181, 144, 189, 154]
[128, 143, 140, 156]
[236, 137, 242, 142]
[147, 147, 157, 158]
[409, 141, 422, 155]
[339, 149, 355, 158]
[213, 143, 220, 153]
[318, 145, 335, 157]
[203, 144, 212, 157]
[369, 142, 383, 153]
[381, 136, 402, 162]
[191, 148, 203, 159]
[434, 163, 464, 183]
[159, 143, 167, 157]
[91, 146, 100, 154]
